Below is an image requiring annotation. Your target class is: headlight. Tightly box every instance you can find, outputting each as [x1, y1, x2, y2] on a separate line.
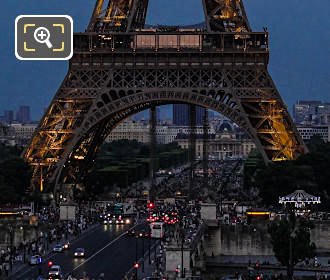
[125, 219, 130, 224]
[74, 253, 78, 256]
[55, 272, 59, 275]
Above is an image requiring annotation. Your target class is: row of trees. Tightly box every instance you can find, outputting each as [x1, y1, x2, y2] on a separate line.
[84, 140, 188, 198]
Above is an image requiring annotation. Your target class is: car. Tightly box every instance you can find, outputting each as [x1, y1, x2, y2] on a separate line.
[115, 216, 125, 224]
[48, 265, 62, 279]
[138, 230, 149, 238]
[63, 241, 70, 250]
[104, 219, 113, 224]
[126, 229, 136, 236]
[74, 248, 85, 257]
[53, 244, 63, 253]
[29, 255, 42, 265]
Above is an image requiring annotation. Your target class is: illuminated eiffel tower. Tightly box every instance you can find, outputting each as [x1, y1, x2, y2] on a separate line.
[25, 0, 306, 192]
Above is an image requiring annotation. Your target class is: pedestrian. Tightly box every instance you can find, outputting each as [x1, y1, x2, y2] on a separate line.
[4, 263, 8, 277]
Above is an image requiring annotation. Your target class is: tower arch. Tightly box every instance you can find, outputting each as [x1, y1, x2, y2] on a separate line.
[24, 0, 306, 191]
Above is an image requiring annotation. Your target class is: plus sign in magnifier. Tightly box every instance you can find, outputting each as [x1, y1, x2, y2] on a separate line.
[34, 27, 53, 48]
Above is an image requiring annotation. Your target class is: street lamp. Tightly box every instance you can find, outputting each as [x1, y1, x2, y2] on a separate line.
[8, 225, 13, 271]
[142, 235, 145, 273]
[289, 230, 297, 280]
[135, 235, 138, 280]
[180, 228, 185, 278]
[148, 227, 151, 264]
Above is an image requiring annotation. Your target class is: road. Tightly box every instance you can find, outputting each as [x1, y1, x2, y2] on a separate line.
[12, 222, 156, 280]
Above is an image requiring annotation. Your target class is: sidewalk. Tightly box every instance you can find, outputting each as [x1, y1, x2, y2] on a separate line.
[8, 222, 100, 279]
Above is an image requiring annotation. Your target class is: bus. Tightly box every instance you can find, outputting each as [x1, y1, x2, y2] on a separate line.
[112, 203, 135, 224]
[150, 222, 165, 239]
[113, 203, 134, 216]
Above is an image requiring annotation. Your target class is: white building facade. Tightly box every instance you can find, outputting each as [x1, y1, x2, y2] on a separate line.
[297, 125, 330, 142]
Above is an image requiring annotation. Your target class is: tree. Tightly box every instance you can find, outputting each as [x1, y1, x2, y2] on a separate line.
[253, 138, 330, 210]
[0, 158, 32, 204]
[268, 215, 316, 279]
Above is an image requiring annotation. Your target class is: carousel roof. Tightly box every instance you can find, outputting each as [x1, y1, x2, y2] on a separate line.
[279, 189, 320, 203]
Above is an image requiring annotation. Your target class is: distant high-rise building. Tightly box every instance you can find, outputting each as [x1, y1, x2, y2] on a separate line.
[293, 100, 330, 125]
[16, 105, 31, 123]
[173, 104, 204, 125]
[208, 110, 215, 120]
[4, 110, 14, 123]
[156, 107, 161, 122]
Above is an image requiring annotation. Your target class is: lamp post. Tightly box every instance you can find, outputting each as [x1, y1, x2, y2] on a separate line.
[135, 235, 138, 280]
[8, 225, 13, 272]
[142, 235, 145, 273]
[148, 227, 151, 264]
[180, 228, 185, 278]
[20, 226, 26, 264]
[289, 230, 297, 280]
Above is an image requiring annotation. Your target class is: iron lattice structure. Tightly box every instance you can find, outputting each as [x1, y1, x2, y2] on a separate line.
[25, 0, 306, 192]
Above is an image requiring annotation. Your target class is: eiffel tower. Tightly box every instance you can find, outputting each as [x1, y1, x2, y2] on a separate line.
[25, 0, 306, 192]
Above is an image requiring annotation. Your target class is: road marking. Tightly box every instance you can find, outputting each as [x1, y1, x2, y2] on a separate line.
[69, 223, 140, 274]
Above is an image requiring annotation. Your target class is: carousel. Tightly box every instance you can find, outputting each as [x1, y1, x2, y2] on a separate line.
[279, 189, 321, 215]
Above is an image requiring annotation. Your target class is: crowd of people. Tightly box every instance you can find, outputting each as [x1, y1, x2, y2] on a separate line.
[0, 204, 101, 279]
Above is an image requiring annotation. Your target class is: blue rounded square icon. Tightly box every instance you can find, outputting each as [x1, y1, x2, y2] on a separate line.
[15, 15, 73, 60]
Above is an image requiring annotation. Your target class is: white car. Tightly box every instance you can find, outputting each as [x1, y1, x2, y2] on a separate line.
[48, 265, 62, 278]
[29, 255, 42, 265]
[53, 244, 63, 253]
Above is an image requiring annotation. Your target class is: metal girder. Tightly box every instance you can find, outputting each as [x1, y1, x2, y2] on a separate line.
[88, 0, 149, 32]
[203, 0, 251, 32]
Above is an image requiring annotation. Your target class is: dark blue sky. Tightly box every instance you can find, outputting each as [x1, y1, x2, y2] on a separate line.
[1, 0, 329, 120]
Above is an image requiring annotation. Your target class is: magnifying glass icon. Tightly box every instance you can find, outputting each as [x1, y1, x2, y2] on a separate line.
[34, 27, 53, 49]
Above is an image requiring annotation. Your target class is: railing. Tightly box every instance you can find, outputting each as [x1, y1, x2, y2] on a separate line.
[73, 31, 268, 53]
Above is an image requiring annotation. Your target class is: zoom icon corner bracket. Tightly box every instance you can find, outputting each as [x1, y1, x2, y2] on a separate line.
[15, 15, 73, 60]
